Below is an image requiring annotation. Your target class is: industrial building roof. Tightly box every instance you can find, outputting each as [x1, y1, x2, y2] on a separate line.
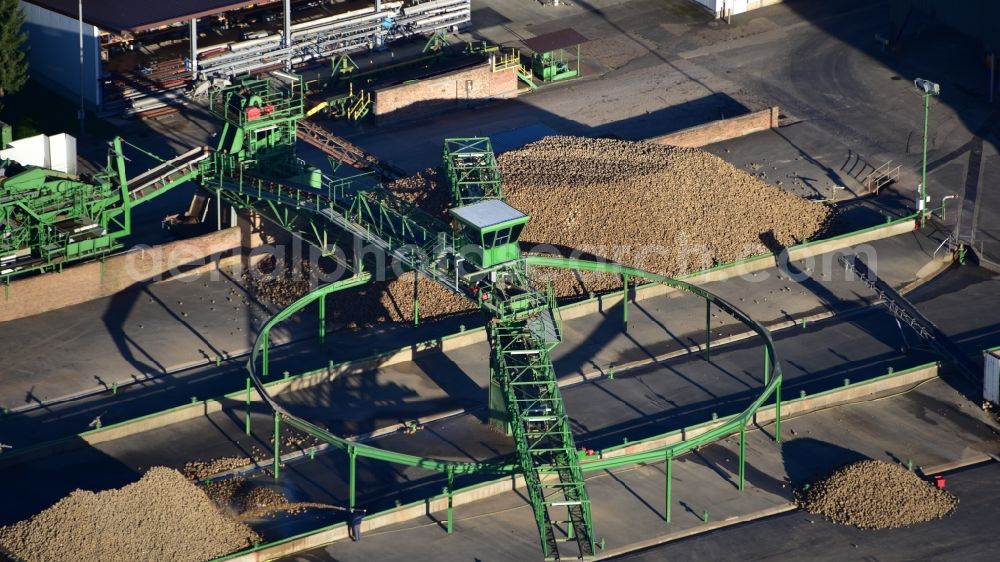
[449, 199, 528, 230]
[522, 28, 588, 53]
[24, 0, 268, 34]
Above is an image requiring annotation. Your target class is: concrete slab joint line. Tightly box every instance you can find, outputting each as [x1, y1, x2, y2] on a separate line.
[0, 217, 920, 467]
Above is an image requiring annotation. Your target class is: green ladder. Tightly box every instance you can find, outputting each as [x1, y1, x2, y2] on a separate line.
[489, 300, 595, 560]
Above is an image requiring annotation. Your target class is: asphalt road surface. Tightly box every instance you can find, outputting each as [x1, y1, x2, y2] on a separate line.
[612, 461, 1000, 562]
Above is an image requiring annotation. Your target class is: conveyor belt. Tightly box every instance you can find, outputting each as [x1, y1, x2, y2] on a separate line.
[296, 120, 406, 180]
[125, 147, 209, 203]
[839, 254, 979, 380]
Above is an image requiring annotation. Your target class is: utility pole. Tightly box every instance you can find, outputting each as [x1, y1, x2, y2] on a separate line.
[914, 78, 940, 227]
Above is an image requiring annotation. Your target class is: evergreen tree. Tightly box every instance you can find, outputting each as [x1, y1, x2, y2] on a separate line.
[0, 0, 28, 100]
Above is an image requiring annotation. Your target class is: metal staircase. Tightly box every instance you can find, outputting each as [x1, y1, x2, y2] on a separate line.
[492, 47, 538, 90]
[489, 293, 595, 561]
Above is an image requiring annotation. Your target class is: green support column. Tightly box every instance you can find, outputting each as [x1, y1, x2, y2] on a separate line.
[262, 334, 270, 377]
[665, 451, 672, 523]
[775, 383, 782, 443]
[273, 412, 281, 479]
[705, 301, 711, 361]
[318, 294, 326, 345]
[919, 90, 930, 227]
[622, 275, 629, 332]
[763, 345, 771, 385]
[446, 469, 454, 534]
[413, 268, 420, 327]
[245, 377, 252, 435]
[738, 426, 746, 491]
[348, 446, 357, 511]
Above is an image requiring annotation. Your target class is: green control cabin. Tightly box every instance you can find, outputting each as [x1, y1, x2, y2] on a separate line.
[523, 28, 586, 83]
[449, 199, 529, 269]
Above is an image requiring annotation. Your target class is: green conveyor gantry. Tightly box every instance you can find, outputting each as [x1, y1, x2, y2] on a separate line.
[200, 76, 596, 559]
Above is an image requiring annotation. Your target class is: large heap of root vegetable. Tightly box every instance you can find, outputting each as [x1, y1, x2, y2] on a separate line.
[252, 135, 830, 322]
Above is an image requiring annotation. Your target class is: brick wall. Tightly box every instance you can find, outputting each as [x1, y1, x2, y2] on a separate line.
[0, 215, 264, 323]
[650, 106, 779, 147]
[374, 62, 518, 124]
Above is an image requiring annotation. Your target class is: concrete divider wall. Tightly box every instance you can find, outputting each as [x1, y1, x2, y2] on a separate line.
[559, 216, 917, 322]
[649, 106, 780, 147]
[0, 222, 261, 322]
[216, 361, 942, 562]
[374, 63, 519, 124]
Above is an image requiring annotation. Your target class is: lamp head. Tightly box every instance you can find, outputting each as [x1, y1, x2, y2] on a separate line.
[914, 78, 940, 96]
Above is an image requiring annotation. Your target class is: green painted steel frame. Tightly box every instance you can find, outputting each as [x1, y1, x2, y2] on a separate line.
[442, 137, 503, 206]
[242, 256, 782, 557]
[0, 137, 199, 281]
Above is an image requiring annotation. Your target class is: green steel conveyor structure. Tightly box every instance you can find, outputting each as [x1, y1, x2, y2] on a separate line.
[240, 256, 784, 562]
[190, 76, 784, 561]
[0, 74, 777, 561]
[442, 137, 503, 206]
[2, 74, 784, 560]
[0, 140, 206, 280]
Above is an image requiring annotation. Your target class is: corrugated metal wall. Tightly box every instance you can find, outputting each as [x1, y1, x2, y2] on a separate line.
[20, 1, 102, 109]
[985, 350, 999, 403]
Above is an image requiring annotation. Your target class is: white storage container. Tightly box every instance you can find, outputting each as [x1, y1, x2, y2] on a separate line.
[985, 349, 1000, 403]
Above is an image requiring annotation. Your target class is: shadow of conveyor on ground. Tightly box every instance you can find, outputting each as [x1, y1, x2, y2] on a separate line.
[781, 437, 869, 487]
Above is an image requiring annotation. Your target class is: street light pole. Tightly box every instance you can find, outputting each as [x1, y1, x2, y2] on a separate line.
[920, 89, 929, 224]
[914, 78, 940, 227]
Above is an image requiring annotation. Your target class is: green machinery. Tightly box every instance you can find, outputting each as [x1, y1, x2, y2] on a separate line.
[450, 200, 528, 268]
[523, 29, 586, 83]
[197, 74, 597, 559]
[444, 138, 594, 560]
[442, 137, 503, 206]
[532, 49, 579, 82]
[3, 73, 776, 560]
[0, 138, 205, 280]
[197, 77, 783, 562]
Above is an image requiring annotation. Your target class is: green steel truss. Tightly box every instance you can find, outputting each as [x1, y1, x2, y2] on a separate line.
[443, 137, 503, 206]
[204, 79, 594, 558]
[488, 298, 595, 560]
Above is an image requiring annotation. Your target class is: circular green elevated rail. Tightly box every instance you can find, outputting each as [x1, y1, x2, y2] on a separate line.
[246, 256, 782, 479]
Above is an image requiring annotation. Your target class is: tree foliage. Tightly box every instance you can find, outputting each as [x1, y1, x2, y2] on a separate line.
[0, 0, 29, 99]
